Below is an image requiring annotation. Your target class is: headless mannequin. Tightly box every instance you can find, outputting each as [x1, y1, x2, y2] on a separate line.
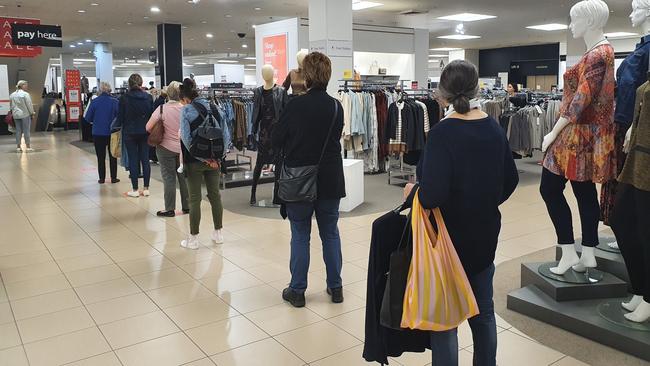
[282, 50, 308, 95]
[618, 0, 650, 323]
[542, 1, 611, 275]
[250, 65, 278, 205]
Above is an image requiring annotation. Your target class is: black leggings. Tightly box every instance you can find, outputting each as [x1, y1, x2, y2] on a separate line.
[251, 157, 266, 196]
[93, 135, 117, 181]
[539, 168, 600, 247]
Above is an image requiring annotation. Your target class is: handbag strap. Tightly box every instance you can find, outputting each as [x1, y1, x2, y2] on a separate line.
[159, 103, 163, 122]
[317, 101, 339, 166]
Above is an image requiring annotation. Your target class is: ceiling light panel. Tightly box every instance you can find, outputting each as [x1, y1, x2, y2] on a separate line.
[437, 13, 496, 22]
[217, 60, 238, 63]
[604, 32, 638, 38]
[430, 47, 461, 51]
[526, 23, 568, 31]
[437, 35, 481, 40]
[150, 6, 160, 13]
[429, 54, 448, 58]
[352, 1, 383, 11]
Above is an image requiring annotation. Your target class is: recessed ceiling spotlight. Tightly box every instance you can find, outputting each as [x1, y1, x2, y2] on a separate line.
[252, 25, 257, 29]
[437, 35, 481, 40]
[242, 44, 248, 48]
[140, 48, 144, 51]
[254, 7, 261, 10]
[77, 9, 86, 13]
[150, 46, 154, 49]
[437, 13, 496, 22]
[150, 6, 160, 13]
[225, 14, 232, 18]
[143, 16, 149, 19]
[126, 22, 132, 25]
[206, 33, 213, 38]
[526, 23, 568, 31]
[201, 20, 207, 24]
[90, 2, 99, 5]
[70, 45, 76, 48]
[77, 41, 84, 45]
[429, 54, 447, 58]
[244, 57, 256, 60]
[190, 38, 195, 41]
[85, 39, 92, 42]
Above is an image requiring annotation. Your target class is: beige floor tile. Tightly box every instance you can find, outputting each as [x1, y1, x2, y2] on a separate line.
[310, 344, 370, 366]
[245, 262, 291, 283]
[305, 290, 365, 319]
[200, 270, 264, 295]
[222, 284, 284, 314]
[312, 263, 367, 287]
[0, 285, 6, 303]
[0, 261, 61, 284]
[11, 288, 81, 320]
[49, 243, 102, 261]
[186, 315, 269, 356]
[180, 257, 240, 280]
[23, 327, 110, 366]
[65, 264, 126, 287]
[64, 352, 122, 366]
[146, 281, 215, 308]
[0, 302, 13, 324]
[56, 252, 113, 272]
[275, 321, 361, 363]
[390, 350, 431, 366]
[0, 322, 21, 350]
[341, 243, 371, 262]
[117, 255, 177, 276]
[496, 331, 564, 366]
[86, 292, 159, 325]
[328, 308, 366, 340]
[184, 358, 216, 366]
[344, 280, 367, 300]
[164, 297, 238, 330]
[17, 306, 94, 343]
[75, 277, 141, 304]
[99, 311, 180, 349]
[211, 338, 303, 366]
[164, 247, 221, 266]
[131, 267, 193, 291]
[0, 251, 52, 269]
[0, 346, 29, 366]
[106, 245, 160, 263]
[4, 273, 70, 300]
[246, 303, 323, 336]
[115, 332, 205, 366]
[551, 356, 590, 366]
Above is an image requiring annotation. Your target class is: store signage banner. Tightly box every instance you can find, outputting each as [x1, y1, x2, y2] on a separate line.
[262, 34, 288, 84]
[65, 69, 81, 122]
[11, 23, 62, 47]
[0, 17, 42, 57]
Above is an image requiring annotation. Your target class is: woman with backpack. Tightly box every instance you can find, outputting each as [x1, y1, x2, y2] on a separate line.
[115, 74, 154, 197]
[179, 78, 225, 249]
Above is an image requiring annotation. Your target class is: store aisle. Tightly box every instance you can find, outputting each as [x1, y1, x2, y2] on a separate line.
[0, 132, 588, 366]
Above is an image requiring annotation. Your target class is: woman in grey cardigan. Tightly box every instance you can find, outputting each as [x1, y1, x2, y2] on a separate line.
[9, 80, 35, 152]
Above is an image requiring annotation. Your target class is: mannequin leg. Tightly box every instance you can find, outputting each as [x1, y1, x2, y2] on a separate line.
[540, 169, 578, 274]
[250, 157, 264, 205]
[569, 180, 600, 272]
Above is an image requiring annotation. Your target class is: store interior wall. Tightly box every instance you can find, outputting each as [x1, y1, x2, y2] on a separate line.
[353, 51, 414, 81]
[3, 48, 60, 108]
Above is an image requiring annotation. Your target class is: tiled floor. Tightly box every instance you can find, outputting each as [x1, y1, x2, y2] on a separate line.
[0, 132, 594, 366]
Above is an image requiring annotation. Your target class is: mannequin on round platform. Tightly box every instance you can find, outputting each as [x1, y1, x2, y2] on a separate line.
[601, 0, 650, 251]
[282, 50, 308, 96]
[250, 64, 288, 205]
[540, 0, 617, 276]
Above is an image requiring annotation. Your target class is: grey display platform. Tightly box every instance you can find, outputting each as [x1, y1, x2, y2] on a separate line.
[522, 262, 627, 302]
[555, 243, 630, 286]
[507, 285, 650, 361]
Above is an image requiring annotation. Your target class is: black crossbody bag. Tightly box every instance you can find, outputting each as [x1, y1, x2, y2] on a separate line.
[277, 101, 338, 203]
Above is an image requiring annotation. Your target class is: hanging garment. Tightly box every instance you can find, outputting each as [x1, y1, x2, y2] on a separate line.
[618, 81, 650, 192]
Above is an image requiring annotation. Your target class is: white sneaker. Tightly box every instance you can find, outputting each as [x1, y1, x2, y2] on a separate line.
[127, 190, 140, 198]
[181, 235, 200, 250]
[142, 189, 150, 197]
[16, 147, 22, 153]
[211, 229, 224, 244]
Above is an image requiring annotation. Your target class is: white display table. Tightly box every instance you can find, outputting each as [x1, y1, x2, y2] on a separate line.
[340, 159, 364, 212]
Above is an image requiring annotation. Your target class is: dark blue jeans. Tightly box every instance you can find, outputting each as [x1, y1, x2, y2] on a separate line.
[123, 133, 150, 190]
[285, 198, 343, 293]
[431, 263, 497, 366]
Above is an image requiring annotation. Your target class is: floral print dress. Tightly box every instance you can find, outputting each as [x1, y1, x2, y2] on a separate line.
[543, 44, 617, 184]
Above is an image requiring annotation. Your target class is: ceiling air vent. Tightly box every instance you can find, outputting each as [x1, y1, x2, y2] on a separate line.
[399, 9, 424, 15]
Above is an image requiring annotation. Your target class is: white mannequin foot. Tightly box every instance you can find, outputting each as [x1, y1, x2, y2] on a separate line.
[622, 295, 644, 312]
[607, 241, 619, 250]
[550, 244, 580, 275]
[624, 300, 650, 323]
[572, 247, 597, 273]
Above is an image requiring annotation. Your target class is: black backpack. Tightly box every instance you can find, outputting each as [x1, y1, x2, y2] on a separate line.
[189, 101, 224, 160]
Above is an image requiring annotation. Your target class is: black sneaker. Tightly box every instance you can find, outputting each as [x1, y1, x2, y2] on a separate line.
[182, 209, 190, 214]
[327, 287, 344, 303]
[282, 287, 306, 308]
[156, 210, 175, 217]
[111, 178, 120, 184]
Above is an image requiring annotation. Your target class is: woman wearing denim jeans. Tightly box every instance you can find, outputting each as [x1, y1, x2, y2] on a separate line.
[272, 52, 346, 308]
[9, 80, 35, 152]
[404, 60, 519, 366]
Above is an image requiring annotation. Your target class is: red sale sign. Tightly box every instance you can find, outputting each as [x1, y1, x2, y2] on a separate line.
[263, 34, 288, 84]
[0, 17, 42, 57]
[65, 69, 81, 122]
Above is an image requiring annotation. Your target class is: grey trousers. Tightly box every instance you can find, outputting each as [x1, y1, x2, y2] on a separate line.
[14, 116, 31, 146]
[156, 145, 189, 212]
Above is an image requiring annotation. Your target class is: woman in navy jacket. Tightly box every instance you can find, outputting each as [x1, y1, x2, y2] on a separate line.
[85, 81, 119, 184]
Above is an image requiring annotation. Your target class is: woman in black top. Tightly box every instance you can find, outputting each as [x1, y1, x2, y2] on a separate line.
[272, 52, 346, 308]
[405, 60, 518, 366]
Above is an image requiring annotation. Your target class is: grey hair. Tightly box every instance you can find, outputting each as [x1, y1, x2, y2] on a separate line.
[166, 81, 181, 101]
[570, 0, 610, 29]
[98, 81, 112, 94]
[16, 80, 28, 89]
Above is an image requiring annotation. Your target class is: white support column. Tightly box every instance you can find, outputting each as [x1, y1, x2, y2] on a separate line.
[413, 28, 429, 89]
[308, 0, 353, 96]
[94, 42, 114, 90]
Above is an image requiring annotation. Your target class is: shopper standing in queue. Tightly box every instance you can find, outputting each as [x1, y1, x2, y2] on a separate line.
[272, 52, 346, 308]
[404, 60, 519, 366]
[146, 81, 189, 217]
[85, 82, 120, 184]
[10, 80, 35, 152]
[179, 78, 225, 249]
[115, 74, 153, 197]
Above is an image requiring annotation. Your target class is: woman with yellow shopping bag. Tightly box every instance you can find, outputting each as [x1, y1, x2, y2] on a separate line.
[404, 60, 518, 366]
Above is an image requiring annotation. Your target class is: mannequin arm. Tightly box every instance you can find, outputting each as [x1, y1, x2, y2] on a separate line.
[542, 117, 569, 152]
[624, 125, 633, 153]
